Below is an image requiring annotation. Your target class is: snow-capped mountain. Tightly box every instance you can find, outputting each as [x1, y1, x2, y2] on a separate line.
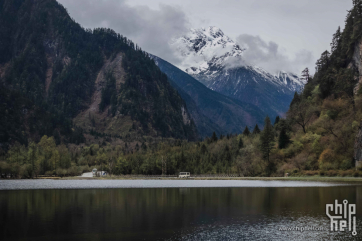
[172, 26, 245, 74]
[171, 26, 306, 118]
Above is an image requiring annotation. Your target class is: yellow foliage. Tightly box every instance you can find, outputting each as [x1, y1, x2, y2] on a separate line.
[318, 148, 335, 165]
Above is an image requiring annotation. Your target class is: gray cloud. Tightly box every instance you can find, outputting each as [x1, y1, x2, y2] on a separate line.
[58, 0, 189, 64]
[58, 0, 317, 74]
[236, 34, 314, 74]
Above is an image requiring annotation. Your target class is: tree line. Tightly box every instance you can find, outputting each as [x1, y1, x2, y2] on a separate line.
[0, 115, 296, 178]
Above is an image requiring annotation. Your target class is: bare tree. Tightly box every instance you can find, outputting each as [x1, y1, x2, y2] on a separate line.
[288, 100, 315, 133]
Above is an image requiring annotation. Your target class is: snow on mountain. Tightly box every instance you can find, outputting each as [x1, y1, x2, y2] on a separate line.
[172, 27, 245, 74]
[169, 26, 307, 119]
[171, 26, 306, 93]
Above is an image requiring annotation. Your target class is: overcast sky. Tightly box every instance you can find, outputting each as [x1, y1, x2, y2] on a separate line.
[58, 0, 353, 74]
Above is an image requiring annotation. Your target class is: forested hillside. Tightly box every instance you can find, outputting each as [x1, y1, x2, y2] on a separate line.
[282, 0, 362, 174]
[0, 0, 197, 150]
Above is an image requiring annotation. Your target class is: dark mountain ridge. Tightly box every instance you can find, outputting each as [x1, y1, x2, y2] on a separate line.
[0, 0, 197, 147]
[151, 55, 266, 135]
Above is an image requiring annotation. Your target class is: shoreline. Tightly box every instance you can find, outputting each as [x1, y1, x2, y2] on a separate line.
[2, 176, 362, 183]
[58, 176, 362, 183]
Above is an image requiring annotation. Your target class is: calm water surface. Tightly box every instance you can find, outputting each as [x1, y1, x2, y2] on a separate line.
[0, 180, 361, 240]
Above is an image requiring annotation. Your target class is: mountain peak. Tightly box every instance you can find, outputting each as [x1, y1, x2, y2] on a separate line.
[171, 26, 304, 92]
[197, 26, 225, 38]
[170, 26, 305, 118]
[171, 26, 244, 74]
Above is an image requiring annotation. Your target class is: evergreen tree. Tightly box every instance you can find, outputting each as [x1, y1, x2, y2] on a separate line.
[274, 116, 280, 126]
[289, 92, 301, 108]
[260, 116, 275, 176]
[353, 0, 362, 15]
[238, 138, 244, 148]
[315, 50, 330, 72]
[200, 144, 207, 154]
[211, 132, 218, 142]
[243, 126, 250, 136]
[331, 26, 341, 53]
[252, 124, 261, 134]
[278, 126, 290, 149]
[301, 68, 310, 83]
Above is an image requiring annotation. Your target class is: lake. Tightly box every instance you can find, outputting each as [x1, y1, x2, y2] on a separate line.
[0, 180, 361, 240]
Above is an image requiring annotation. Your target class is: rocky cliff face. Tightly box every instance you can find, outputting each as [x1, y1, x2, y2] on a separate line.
[354, 121, 362, 169]
[351, 37, 362, 94]
[352, 39, 362, 169]
[73, 53, 129, 136]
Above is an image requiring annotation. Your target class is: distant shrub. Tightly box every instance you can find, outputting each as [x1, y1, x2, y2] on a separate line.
[55, 168, 67, 177]
[45, 171, 54, 176]
[286, 169, 300, 177]
[325, 170, 338, 176]
[339, 170, 354, 177]
[353, 171, 362, 177]
[302, 170, 319, 176]
[320, 162, 337, 171]
[68, 166, 81, 176]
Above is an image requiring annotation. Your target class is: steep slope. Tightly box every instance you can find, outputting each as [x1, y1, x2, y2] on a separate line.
[151, 55, 266, 134]
[0, 0, 197, 145]
[172, 27, 306, 118]
[278, 1, 362, 174]
[165, 78, 223, 138]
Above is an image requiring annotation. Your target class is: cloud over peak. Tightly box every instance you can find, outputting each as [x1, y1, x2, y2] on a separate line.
[236, 34, 313, 74]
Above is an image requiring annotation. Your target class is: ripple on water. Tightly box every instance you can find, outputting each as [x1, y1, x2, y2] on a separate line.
[0, 179, 351, 190]
[167, 216, 361, 241]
